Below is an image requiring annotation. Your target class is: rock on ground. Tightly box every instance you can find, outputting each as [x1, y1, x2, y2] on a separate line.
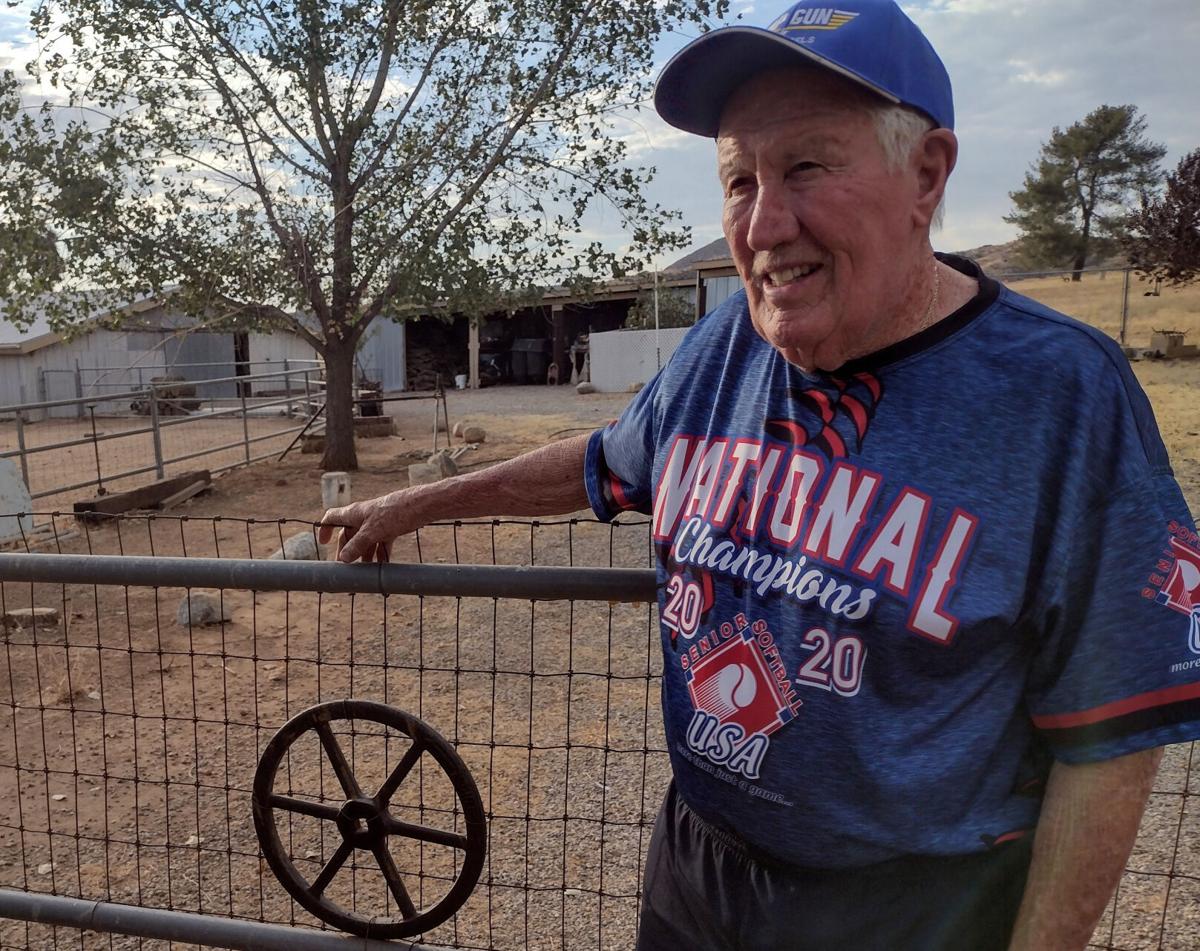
[575, 382, 596, 395]
[2, 606, 61, 629]
[462, 425, 487, 444]
[408, 462, 444, 485]
[427, 450, 458, 478]
[269, 532, 323, 561]
[176, 592, 231, 627]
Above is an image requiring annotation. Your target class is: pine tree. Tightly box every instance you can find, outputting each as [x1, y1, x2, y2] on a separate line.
[1006, 105, 1165, 280]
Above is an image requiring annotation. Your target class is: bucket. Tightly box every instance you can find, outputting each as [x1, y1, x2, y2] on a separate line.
[454, 374, 468, 389]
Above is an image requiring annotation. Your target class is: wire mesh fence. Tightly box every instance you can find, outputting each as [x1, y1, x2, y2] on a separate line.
[0, 513, 1197, 950]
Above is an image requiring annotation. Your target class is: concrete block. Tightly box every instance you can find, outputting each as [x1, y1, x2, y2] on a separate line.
[321, 472, 351, 510]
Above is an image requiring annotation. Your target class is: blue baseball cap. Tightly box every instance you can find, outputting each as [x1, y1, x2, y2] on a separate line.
[654, 0, 954, 136]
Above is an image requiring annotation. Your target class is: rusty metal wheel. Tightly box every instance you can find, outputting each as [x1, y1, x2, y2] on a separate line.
[253, 699, 486, 939]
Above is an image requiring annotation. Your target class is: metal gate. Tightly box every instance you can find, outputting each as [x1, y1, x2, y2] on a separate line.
[0, 513, 1197, 950]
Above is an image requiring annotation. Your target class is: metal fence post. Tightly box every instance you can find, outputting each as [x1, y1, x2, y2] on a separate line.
[74, 361, 84, 419]
[303, 369, 312, 411]
[14, 411, 31, 490]
[241, 389, 251, 464]
[283, 358, 293, 417]
[148, 385, 165, 480]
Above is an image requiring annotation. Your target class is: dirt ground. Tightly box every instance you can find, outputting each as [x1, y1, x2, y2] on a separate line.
[2, 364, 1200, 950]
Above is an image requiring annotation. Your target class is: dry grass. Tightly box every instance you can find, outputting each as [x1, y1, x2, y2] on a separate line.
[1007, 272, 1200, 344]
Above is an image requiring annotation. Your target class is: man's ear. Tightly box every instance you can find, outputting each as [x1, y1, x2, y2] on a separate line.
[913, 128, 957, 228]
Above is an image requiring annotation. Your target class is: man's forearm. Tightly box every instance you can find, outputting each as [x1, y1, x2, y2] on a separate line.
[320, 433, 593, 561]
[409, 432, 592, 523]
[1008, 747, 1162, 951]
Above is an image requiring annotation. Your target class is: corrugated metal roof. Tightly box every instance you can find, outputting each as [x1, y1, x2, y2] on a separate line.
[0, 292, 162, 354]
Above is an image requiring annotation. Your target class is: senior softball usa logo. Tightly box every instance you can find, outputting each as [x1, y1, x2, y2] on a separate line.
[1145, 523, 1200, 655]
[683, 618, 801, 780]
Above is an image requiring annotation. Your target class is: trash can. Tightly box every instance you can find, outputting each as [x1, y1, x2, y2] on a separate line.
[511, 339, 549, 384]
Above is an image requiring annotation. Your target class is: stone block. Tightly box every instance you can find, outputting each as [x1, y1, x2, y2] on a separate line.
[321, 472, 351, 510]
[575, 382, 596, 395]
[462, 425, 487, 444]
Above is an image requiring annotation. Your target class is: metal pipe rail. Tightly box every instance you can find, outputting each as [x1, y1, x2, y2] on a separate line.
[0, 890, 439, 951]
[0, 553, 659, 603]
[0, 367, 320, 415]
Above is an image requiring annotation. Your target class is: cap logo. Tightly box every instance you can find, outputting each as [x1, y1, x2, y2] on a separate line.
[769, 8, 860, 33]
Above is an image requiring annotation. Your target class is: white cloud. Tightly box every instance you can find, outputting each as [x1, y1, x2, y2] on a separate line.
[1006, 59, 1069, 88]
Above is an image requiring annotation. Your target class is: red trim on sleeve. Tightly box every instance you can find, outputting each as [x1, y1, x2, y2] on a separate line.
[1031, 681, 1200, 730]
[609, 475, 633, 511]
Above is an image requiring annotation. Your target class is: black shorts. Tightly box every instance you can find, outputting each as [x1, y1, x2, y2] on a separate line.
[636, 783, 1032, 951]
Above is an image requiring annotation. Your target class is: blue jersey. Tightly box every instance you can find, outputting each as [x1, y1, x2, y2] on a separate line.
[584, 255, 1200, 869]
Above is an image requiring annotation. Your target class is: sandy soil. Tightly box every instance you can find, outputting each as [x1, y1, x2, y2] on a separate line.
[2, 370, 1200, 951]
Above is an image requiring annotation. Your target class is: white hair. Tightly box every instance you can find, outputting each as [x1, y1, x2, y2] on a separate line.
[869, 103, 946, 230]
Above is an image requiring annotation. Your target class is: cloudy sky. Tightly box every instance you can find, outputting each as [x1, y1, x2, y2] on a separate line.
[2, 0, 1197, 268]
[621, 0, 1200, 263]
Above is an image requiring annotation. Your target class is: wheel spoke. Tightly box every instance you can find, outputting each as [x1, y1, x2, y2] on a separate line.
[375, 742, 424, 805]
[311, 839, 354, 896]
[372, 843, 418, 919]
[315, 721, 363, 798]
[383, 815, 469, 850]
[270, 794, 340, 823]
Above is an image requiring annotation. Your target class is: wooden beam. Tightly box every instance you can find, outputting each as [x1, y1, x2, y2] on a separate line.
[74, 470, 212, 518]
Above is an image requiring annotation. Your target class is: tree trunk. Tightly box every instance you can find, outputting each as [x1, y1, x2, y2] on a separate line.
[322, 339, 359, 471]
[1071, 252, 1087, 281]
[1073, 211, 1091, 282]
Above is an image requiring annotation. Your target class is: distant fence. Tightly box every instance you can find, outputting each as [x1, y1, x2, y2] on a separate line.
[31, 359, 324, 420]
[0, 367, 323, 512]
[0, 513, 1197, 949]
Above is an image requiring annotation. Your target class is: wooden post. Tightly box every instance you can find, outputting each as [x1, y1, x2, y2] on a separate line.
[469, 318, 480, 389]
[1119, 268, 1130, 346]
[551, 304, 568, 384]
[149, 385, 165, 479]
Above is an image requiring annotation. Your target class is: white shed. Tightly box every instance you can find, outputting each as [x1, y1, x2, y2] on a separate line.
[0, 294, 321, 418]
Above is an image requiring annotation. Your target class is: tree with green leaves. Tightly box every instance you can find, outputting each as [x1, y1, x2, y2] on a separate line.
[1124, 148, 1200, 287]
[624, 283, 695, 330]
[1005, 104, 1165, 281]
[0, 0, 725, 469]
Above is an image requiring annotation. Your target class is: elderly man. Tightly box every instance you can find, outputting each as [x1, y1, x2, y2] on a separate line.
[321, 1, 1200, 947]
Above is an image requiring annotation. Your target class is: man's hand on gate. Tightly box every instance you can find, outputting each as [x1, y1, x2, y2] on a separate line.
[317, 433, 593, 564]
[319, 490, 424, 564]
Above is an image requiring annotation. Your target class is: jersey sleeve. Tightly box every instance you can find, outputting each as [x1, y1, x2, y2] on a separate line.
[1025, 472, 1200, 763]
[583, 372, 662, 522]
